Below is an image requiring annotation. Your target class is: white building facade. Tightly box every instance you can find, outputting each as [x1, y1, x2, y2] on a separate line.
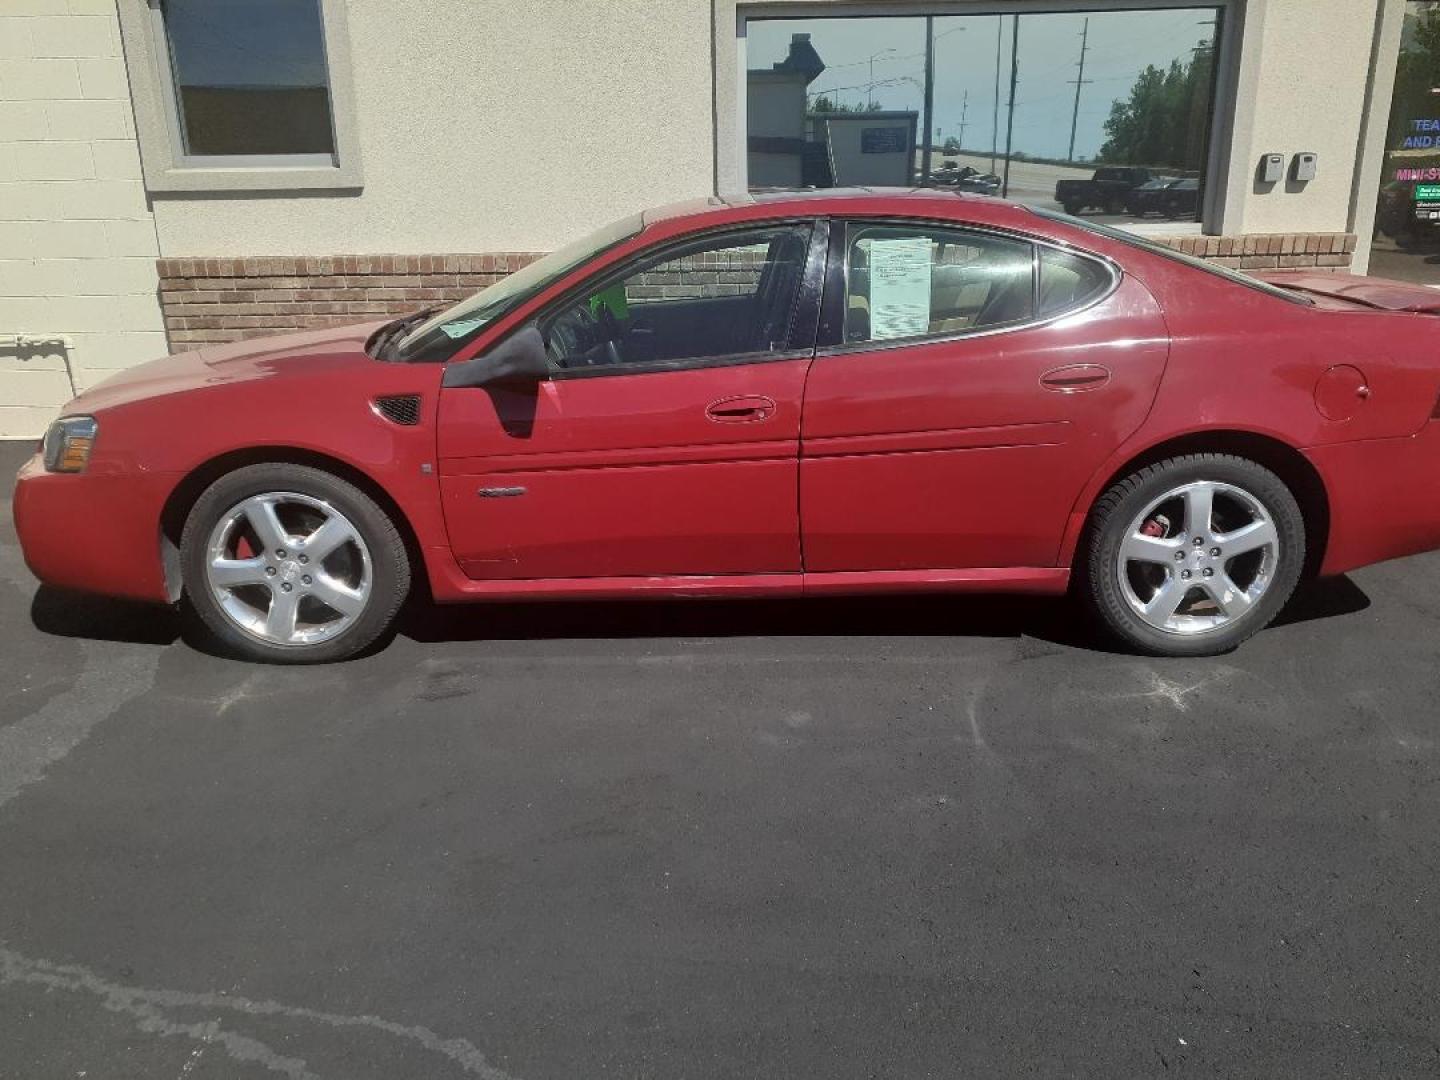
[0, 0, 1427, 437]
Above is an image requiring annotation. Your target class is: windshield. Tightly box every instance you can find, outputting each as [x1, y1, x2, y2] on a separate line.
[1027, 205, 1313, 307]
[396, 213, 643, 361]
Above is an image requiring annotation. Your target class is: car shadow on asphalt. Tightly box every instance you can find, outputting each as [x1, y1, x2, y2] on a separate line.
[28, 575, 1372, 656]
[397, 573, 1373, 652]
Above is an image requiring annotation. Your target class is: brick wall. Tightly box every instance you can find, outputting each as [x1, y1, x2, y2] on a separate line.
[0, 0, 167, 438]
[156, 254, 544, 350]
[1155, 232, 1357, 271]
[153, 231, 1358, 352]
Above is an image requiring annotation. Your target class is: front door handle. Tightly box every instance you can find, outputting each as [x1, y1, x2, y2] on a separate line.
[706, 395, 776, 423]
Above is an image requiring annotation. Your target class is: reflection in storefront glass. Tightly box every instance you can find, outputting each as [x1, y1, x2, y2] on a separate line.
[1371, 1, 1440, 284]
[744, 8, 1222, 226]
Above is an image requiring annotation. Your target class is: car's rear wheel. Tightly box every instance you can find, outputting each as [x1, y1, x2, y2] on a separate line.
[1082, 454, 1305, 656]
[180, 463, 410, 663]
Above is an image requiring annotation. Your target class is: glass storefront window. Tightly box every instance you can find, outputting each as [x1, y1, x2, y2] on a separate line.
[1370, 1, 1440, 284]
[744, 7, 1223, 226]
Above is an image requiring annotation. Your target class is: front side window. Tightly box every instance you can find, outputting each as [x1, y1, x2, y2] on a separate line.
[160, 0, 335, 161]
[843, 224, 1033, 345]
[396, 214, 643, 361]
[545, 225, 814, 371]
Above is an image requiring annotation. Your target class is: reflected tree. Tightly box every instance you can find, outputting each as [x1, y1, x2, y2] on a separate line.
[1097, 40, 1214, 172]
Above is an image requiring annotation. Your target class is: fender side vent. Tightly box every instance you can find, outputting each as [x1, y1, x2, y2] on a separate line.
[373, 394, 421, 426]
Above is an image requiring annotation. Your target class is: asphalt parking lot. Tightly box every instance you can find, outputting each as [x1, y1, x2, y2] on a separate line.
[3, 440, 1439, 1079]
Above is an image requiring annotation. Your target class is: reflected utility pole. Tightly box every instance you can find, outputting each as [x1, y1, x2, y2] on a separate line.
[921, 16, 935, 183]
[1001, 14, 1018, 197]
[990, 16, 1002, 173]
[1067, 17, 1092, 163]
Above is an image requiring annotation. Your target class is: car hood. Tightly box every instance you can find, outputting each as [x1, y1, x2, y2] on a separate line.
[1253, 271, 1440, 313]
[65, 321, 387, 415]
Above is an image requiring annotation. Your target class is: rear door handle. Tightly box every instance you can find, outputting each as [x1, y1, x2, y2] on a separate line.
[1039, 364, 1111, 392]
[706, 395, 776, 423]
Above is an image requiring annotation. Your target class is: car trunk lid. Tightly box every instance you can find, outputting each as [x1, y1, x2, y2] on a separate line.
[1253, 271, 1440, 313]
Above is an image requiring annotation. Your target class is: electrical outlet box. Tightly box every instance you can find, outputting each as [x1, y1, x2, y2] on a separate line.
[1292, 152, 1318, 182]
[1260, 153, 1285, 184]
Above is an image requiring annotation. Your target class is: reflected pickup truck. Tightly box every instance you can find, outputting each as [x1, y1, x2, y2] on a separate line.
[1055, 166, 1161, 216]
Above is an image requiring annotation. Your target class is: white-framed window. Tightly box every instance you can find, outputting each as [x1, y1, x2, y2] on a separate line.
[118, 0, 362, 192]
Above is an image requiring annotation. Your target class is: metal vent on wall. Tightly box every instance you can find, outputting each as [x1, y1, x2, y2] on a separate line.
[373, 394, 421, 426]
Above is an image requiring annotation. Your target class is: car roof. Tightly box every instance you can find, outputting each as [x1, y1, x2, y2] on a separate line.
[640, 187, 1036, 231]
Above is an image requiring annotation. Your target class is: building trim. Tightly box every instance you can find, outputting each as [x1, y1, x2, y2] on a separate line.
[1348, 0, 1407, 275]
[116, 0, 364, 194]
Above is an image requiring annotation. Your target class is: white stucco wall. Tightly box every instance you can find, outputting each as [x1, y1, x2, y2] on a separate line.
[1221, 0, 1386, 235]
[0, 0, 166, 438]
[147, 0, 717, 258]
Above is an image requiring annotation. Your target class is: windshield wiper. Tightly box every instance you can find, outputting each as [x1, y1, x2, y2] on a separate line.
[369, 306, 441, 361]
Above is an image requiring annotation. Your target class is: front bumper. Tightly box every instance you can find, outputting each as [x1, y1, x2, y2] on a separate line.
[13, 452, 178, 604]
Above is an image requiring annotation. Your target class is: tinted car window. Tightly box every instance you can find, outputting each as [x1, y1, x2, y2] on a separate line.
[843, 224, 1034, 344]
[546, 225, 812, 370]
[1038, 249, 1113, 317]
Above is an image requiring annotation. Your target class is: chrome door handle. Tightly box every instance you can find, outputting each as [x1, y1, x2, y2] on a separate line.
[1039, 364, 1111, 392]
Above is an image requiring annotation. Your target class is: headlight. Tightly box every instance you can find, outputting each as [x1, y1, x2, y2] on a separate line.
[42, 416, 98, 473]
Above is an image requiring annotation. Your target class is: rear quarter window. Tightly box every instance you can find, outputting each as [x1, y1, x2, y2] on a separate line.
[1039, 249, 1113, 318]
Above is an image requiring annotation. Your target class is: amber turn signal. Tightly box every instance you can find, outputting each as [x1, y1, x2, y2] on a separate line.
[41, 416, 98, 473]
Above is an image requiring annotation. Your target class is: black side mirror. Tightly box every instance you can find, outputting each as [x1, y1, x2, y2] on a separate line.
[441, 324, 550, 388]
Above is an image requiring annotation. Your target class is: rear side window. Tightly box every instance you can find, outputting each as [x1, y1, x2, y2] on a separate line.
[842, 224, 1034, 345]
[1027, 204, 1314, 307]
[1039, 249, 1113, 317]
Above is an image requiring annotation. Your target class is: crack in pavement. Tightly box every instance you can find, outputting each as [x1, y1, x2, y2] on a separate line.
[0, 946, 520, 1080]
[0, 637, 160, 809]
[0, 504, 163, 809]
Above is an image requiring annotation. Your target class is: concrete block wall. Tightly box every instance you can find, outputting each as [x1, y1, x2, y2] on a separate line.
[0, 0, 166, 439]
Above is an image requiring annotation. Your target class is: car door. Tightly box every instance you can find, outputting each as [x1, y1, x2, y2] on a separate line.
[437, 220, 825, 580]
[799, 218, 1170, 572]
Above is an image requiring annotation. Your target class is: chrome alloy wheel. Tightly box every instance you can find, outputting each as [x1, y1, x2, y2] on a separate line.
[203, 491, 373, 647]
[1115, 480, 1280, 636]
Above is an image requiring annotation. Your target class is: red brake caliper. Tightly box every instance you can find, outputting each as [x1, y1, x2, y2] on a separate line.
[1140, 514, 1170, 538]
[236, 534, 256, 559]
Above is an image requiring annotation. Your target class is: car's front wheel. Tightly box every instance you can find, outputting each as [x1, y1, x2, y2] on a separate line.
[180, 463, 410, 663]
[1082, 454, 1306, 656]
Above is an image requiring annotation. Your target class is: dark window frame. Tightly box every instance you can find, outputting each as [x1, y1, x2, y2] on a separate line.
[739, 2, 1233, 231]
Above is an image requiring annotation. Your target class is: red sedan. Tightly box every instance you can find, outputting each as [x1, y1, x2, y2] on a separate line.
[14, 190, 1440, 662]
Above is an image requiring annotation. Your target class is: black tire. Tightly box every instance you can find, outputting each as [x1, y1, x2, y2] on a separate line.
[180, 463, 410, 663]
[1080, 454, 1306, 657]
[1062, 201, 1083, 216]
